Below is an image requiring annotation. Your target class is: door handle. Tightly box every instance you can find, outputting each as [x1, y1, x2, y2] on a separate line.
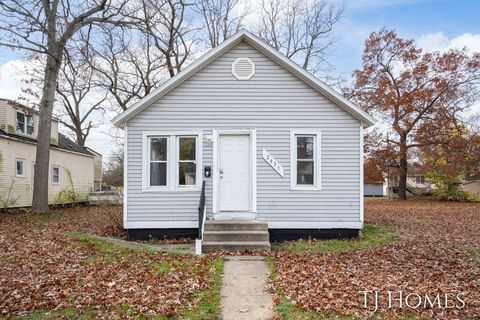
[219, 169, 224, 174]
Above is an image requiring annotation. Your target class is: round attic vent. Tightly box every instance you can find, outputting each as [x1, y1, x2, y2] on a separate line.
[232, 57, 255, 80]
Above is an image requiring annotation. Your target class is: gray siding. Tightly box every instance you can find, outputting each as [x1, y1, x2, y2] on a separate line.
[126, 42, 361, 225]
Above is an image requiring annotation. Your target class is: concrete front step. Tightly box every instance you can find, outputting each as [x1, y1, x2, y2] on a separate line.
[202, 220, 271, 252]
[202, 241, 271, 252]
[204, 219, 268, 232]
[203, 230, 269, 242]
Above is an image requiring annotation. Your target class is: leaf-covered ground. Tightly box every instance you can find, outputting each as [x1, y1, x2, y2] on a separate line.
[0, 206, 218, 319]
[271, 198, 480, 319]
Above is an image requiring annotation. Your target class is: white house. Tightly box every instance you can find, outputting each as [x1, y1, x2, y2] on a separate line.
[0, 99, 100, 208]
[113, 31, 375, 250]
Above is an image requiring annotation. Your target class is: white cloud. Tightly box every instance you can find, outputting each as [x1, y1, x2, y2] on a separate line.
[343, 0, 436, 10]
[416, 32, 480, 53]
[0, 59, 27, 101]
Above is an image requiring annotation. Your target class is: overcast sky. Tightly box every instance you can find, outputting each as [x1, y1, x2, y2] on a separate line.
[0, 0, 479, 159]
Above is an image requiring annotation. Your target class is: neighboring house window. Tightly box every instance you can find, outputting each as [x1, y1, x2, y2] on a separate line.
[144, 132, 202, 191]
[26, 115, 34, 135]
[416, 175, 425, 184]
[52, 166, 60, 184]
[16, 111, 34, 135]
[178, 137, 197, 187]
[290, 131, 321, 190]
[15, 159, 26, 177]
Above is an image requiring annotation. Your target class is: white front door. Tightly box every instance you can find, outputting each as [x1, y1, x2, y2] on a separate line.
[219, 134, 250, 211]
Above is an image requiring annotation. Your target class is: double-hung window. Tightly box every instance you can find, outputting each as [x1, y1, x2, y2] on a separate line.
[149, 137, 168, 187]
[15, 159, 26, 177]
[52, 166, 60, 185]
[16, 111, 34, 135]
[144, 132, 201, 191]
[290, 130, 321, 190]
[177, 137, 197, 187]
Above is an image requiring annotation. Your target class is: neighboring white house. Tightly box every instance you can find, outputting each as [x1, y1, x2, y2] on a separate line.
[113, 30, 376, 243]
[0, 99, 100, 208]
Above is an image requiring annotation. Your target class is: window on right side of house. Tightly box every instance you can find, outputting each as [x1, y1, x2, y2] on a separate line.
[291, 131, 321, 190]
[296, 135, 315, 185]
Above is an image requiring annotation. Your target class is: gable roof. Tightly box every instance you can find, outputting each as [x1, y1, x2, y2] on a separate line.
[0, 128, 97, 157]
[112, 30, 376, 128]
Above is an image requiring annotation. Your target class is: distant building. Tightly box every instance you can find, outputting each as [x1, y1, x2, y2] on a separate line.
[0, 99, 101, 208]
[364, 159, 385, 197]
[86, 147, 103, 191]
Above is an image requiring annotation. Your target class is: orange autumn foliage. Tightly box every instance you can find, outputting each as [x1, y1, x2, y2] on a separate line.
[350, 29, 480, 200]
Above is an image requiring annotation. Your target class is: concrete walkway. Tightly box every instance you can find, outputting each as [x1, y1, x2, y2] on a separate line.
[221, 256, 275, 320]
[85, 234, 194, 254]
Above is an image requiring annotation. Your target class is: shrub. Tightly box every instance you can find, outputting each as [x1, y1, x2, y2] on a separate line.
[426, 171, 477, 202]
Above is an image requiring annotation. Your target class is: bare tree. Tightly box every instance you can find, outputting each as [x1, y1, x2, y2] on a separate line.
[134, 0, 197, 77]
[0, 0, 124, 213]
[195, 0, 248, 48]
[83, 25, 166, 112]
[84, 0, 197, 114]
[103, 148, 124, 187]
[254, 0, 343, 75]
[21, 46, 106, 146]
[56, 47, 106, 146]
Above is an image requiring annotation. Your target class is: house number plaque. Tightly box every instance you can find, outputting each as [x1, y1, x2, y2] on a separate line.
[262, 148, 284, 177]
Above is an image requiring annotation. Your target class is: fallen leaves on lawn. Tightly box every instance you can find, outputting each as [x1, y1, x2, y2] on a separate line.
[271, 198, 480, 319]
[0, 206, 216, 318]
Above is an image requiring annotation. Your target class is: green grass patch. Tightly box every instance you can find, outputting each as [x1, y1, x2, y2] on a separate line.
[16, 308, 97, 320]
[68, 232, 134, 262]
[67, 232, 184, 275]
[14, 306, 175, 320]
[466, 246, 480, 261]
[183, 258, 225, 320]
[275, 224, 397, 253]
[277, 298, 328, 320]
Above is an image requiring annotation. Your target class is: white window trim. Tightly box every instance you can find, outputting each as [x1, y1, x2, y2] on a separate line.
[142, 131, 203, 192]
[176, 135, 201, 190]
[51, 165, 60, 185]
[15, 110, 34, 136]
[290, 130, 321, 191]
[15, 158, 26, 177]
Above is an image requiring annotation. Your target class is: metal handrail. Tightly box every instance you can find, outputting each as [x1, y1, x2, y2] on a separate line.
[198, 180, 206, 239]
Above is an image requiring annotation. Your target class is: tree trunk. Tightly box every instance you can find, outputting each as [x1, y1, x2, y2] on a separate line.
[398, 135, 408, 200]
[75, 126, 85, 146]
[32, 53, 62, 213]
